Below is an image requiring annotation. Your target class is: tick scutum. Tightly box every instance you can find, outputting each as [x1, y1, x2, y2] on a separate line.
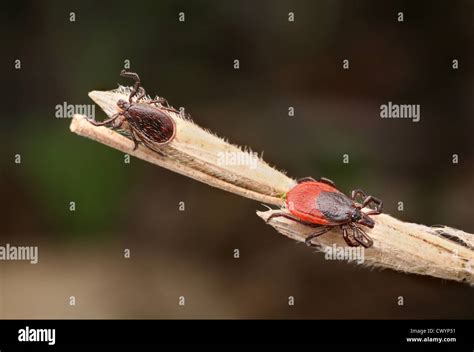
[316, 191, 354, 223]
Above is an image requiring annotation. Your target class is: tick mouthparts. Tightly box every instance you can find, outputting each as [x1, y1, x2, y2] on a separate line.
[359, 213, 375, 228]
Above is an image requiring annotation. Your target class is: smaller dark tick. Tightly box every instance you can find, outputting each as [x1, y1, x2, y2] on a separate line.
[88, 70, 178, 155]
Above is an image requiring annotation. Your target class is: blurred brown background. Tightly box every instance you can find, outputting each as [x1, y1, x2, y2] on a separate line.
[1, 0, 473, 318]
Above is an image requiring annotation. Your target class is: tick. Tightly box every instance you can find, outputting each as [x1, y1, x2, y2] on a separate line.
[267, 177, 383, 248]
[88, 70, 178, 155]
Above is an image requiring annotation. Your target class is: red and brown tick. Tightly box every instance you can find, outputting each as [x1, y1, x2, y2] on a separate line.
[267, 177, 383, 248]
[88, 70, 177, 155]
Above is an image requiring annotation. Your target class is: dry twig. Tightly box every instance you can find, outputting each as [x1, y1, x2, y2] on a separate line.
[69, 87, 474, 284]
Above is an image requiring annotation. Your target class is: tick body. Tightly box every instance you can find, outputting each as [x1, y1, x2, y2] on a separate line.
[268, 177, 382, 248]
[88, 70, 177, 155]
[116, 99, 176, 147]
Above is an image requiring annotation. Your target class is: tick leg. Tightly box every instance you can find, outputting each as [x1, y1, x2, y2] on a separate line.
[351, 189, 366, 203]
[120, 70, 141, 82]
[265, 212, 333, 248]
[135, 87, 146, 102]
[362, 195, 383, 215]
[296, 177, 336, 187]
[305, 226, 333, 248]
[88, 113, 120, 126]
[297, 177, 317, 184]
[352, 226, 374, 248]
[342, 226, 360, 247]
[111, 114, 126, 129]
[149, 97, 171, 108]
[129, 128, 140, 151]
[149, 98, 181, 114]
[128, 84, 144, 103]
[266, 212, 321, 228]
[135, 133, 167, 157]
[120, 70, 144, 103]
[319, 177, 336, 187]
[159, 106, 181, 114]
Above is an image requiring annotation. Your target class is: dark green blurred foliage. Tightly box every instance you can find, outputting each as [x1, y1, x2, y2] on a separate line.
[17, 119, 134, 238]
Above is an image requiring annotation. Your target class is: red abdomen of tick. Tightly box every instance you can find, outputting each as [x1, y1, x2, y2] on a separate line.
[286, 181, 352, 226]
